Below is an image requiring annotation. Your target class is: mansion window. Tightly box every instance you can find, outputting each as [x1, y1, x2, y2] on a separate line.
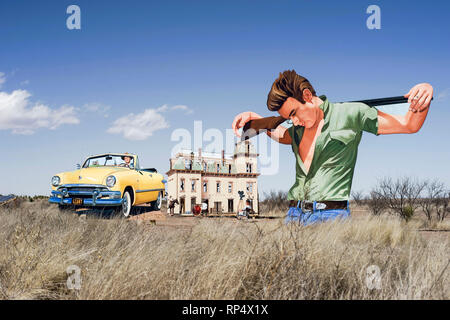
[180, 179, 185, 192]
[185, 159, 192, 170]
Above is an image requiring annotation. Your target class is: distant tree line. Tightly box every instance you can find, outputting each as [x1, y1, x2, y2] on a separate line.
[260, 190, 289, 213]
[352, 177, 449, 222]
[14, 195, 49, 203]
[260, 177, 449, 222]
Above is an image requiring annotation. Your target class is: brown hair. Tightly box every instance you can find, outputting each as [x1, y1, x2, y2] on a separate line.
[267, 70, 317, 111]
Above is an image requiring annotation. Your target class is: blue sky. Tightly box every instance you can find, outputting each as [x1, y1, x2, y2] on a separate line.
[0, 0, 449, 196]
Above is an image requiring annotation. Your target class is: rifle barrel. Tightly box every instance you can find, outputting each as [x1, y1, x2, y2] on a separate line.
[350, 95, 433, 107]
[240, 95, 433, 141]
[350, 96, 408, 107]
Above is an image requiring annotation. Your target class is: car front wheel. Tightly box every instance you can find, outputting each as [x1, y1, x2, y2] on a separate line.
[117, 191, 132, 218]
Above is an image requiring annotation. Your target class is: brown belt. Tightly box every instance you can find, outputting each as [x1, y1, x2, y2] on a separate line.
[288, 200, 348, 210]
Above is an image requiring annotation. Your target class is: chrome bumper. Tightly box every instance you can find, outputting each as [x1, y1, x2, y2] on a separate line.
[49, 184, 123, 207]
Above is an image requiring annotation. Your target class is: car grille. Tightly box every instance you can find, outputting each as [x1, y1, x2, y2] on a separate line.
[57, 185, 110, 198]
[67, 187, 109, 193]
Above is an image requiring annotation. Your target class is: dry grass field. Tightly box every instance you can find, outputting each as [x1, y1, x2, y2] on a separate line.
[0, 200, 448, 300]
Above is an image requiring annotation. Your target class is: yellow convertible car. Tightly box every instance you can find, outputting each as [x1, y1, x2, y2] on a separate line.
[49, 153, 166, 217]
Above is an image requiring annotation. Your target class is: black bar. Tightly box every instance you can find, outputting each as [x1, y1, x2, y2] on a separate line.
[0, 300, 444, 318]
[349, 95, 432, 107]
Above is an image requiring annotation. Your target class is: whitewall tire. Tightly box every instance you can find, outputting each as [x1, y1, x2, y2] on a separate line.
[119, 191, 132, 217]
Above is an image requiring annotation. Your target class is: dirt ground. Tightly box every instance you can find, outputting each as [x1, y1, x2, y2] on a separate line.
[127, 204, 265, 229]
[119, 203, 450, 241]
[9, 199, 447, 240]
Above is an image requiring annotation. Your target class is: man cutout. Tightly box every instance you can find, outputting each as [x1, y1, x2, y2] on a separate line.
[232, 70, 433, 225]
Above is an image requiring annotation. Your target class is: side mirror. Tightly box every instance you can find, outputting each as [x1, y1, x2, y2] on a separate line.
[76, 164, 81, 170]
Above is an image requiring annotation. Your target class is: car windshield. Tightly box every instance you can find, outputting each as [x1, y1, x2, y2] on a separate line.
[82, 155, 135, 169]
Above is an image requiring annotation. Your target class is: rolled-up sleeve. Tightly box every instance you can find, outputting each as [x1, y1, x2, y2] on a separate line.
[356, 103, 379, 135]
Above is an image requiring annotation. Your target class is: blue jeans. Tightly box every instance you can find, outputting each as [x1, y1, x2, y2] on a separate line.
[285, 201, 350, 226]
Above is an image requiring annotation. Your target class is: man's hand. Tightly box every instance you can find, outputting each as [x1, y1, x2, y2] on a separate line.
[231, 111, 262, 137]
[379, 83, 433, 135]
[405, 83, 433, 113]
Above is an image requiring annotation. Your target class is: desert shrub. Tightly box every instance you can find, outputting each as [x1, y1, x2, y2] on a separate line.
[434, 192, 450, 222]
[418, 180, 449, 222]
[376, 177, 427, 221]
[260, 190, 288, 214]
[366, 189, 387, 216]
[351, 190, 365, 206]
[403, 205, 414, 222]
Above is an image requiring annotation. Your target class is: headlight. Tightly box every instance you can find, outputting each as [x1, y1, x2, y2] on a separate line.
[106, 175, 116, 187]
[51, 176, 61, 187]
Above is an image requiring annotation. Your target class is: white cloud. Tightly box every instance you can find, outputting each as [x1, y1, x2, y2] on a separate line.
[0, 89, 79, 135]
[154, 104, 193, 114]
[0, 72, 5, 88]
[107, 104, 192, 140]
[83, 102, 111, 117]
[437, 88, 450, 101]
[156, 104, 169, 112]
[171, 104, 193, 114]
[107, 107, 170, 140]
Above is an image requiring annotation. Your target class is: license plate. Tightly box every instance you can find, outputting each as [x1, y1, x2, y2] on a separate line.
[73, 198, 83, 206]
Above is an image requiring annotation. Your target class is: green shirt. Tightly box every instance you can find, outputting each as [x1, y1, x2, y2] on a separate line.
[287, 96, 379, 201]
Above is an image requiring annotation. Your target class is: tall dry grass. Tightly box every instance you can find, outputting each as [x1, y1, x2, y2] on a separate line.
[0, 201, 448, 300]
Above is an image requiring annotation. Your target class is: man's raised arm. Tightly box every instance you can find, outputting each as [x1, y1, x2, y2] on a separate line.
[232, 111, 292, 144]
[377, 83, 433, 135]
